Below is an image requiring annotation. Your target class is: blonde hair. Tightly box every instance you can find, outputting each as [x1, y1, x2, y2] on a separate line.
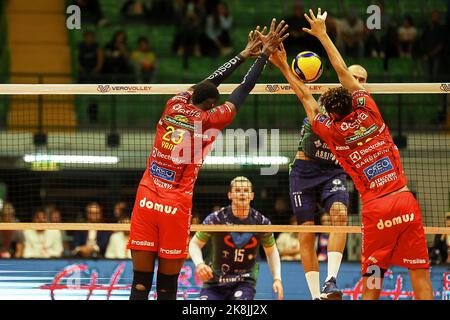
[229, 176, 253, 191]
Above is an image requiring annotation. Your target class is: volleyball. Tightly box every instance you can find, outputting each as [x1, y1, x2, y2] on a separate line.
[291, 51, 323, 83]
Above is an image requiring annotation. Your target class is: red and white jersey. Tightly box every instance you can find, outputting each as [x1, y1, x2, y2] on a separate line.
[312, 89, 407, 204]
[139, 91, 236, 203]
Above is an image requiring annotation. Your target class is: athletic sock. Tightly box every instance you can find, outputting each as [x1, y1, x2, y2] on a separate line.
[326, 252, 343, 282]
[305, 271, 320, 299]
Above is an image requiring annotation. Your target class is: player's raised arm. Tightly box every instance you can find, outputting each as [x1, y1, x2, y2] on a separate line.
[225, 19, 289, 111]
[303, 8, 364, 93]
[269, 42, 320, 123]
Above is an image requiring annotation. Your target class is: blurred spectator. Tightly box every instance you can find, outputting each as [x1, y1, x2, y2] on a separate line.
[103, 31, 132, 83]
[71, 202, 111, 258]
[131, 37, 157, 83]
[317, 213, 330, 261]
[429, 212, 450, 264]
[397, 15, 417, 58]
[74, 0, 105, 25]
[364, 24, 383, 58]
[23, 210, 63, 258]
[105, 214, 131, 259]
[112, 201, 128, 222]
[422, 11, 446, 81]
[172, 0, 204, 57]
[202, 2, 233, 57]
[0, 202, 24, 258]
[276, 215, 301, 261]
[285, 1, 320, 55]
[382, 19, 399, 71]
[49, 209, 71, 257]
[77, 31, 104, 83]
[336, 11, 365, 59]
[121, 0, 151, 23]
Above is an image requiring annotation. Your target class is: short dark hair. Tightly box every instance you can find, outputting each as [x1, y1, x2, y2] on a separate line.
[191, 81, 219, 105]
[319, 87, 353, 119]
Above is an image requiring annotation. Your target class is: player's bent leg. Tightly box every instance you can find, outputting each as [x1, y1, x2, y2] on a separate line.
[156, 257, 185, 300]
[130, 250, 157, 300]
[361, 275, 383, 300]
[409, 268, 434, 300]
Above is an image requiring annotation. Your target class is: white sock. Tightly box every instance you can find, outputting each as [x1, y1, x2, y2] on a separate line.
[305, 271, 320, 299]
[326, 252, 343, 282]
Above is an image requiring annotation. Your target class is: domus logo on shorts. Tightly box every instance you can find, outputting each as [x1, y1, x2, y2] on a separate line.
[160, 248, 182, 255]
[376, 213, 414, 230]
[139, 197, 178, 215]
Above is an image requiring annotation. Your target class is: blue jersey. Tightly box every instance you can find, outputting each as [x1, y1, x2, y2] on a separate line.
[195, 206, 275, 288]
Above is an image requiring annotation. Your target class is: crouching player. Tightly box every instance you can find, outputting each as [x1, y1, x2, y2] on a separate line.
[189, 177, 283, 300]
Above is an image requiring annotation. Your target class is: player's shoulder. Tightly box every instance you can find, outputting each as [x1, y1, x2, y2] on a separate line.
[203, 206, 229, 225]
[249, 208, 272, 225]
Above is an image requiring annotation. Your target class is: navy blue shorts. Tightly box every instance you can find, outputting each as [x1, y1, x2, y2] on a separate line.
[199, 282, 256, 300]
[289, 159, 349, 224]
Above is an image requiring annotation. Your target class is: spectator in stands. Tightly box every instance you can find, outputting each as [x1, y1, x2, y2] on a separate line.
[429, 212, 450, 264]
[23, 210, 63, 258]
[121, 0, 151, 23]
[49, 208, 71, 257]
[317, 213, 331, 261]
[203, 1, 233, 57]
[0, 202, 24, 258]
[77, 30, 104, 84]
[71, 202, 111, 258]
[74, 0, 105, 26]
[172, 0, 204, 57]
[103, 31, 132, 83]
[105, 214, 131, 259]
[422, 11, 446, 81]
[397, 15, 418, 58]
[336, 10, 364, 59]
[285, 1, 320, 55]
[131, 37, 157, 83]
[382, 18, 399, 71]
[276, 215, 301, 261]
[364, 24, 383, 58]
[112, 201, 128, 222]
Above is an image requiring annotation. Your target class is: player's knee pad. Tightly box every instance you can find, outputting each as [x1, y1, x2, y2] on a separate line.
[130, 270, 154, 300]
[156, 273, 179, 300]
[363, 266, 387, 278]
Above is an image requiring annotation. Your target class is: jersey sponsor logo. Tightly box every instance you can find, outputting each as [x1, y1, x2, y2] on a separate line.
[150, 161, 176, 182]
[340, 112, 368, 131]
[316, 114, 328, 123]
[369, 172, 398, 189]
[139, 197, 178, 214]
[164, 115, 195, 131]
[160, 247, 182, 255]
[357, 97, 366, 107]
[364, 156, 393, 181]
[218, 273, 252, 284]
[403, 258, 427, 264]
[349, 151, 362, 163]
[171, 104, 201, 117]
[376, 213, 414, 230]
[130, 240, 155, 247]
[152, 147, 183, 164]
[345, 124, 378, 144]
[152, 177, 173, 190]
[359, 140, 386, 156]
[335, 145, 350, 150]
[355, 148, 390, 169]
[330, 179, 346, 192]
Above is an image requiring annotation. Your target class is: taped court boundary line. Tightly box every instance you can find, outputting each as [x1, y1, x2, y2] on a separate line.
[0, 83, 449, 95]
[0, 223, 447, 234]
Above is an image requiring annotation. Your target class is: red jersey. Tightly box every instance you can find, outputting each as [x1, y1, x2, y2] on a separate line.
[312, 89, 407, 204]
[139, 91, 236, 203]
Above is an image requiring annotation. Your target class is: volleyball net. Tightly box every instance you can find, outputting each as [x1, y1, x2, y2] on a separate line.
[0, 83, 449, 234]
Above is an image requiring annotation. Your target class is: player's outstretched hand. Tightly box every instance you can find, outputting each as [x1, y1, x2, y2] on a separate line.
[273, 279, 284, 300]
[196, 263, 214, 282]
[256, 18, 289, 56]
[269, 42, 288, 69]
[302, 8, 328, 39]
[241, 26, 267, 58]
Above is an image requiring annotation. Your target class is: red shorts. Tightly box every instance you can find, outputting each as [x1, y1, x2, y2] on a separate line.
[127, 186, 192, 259]
[361, 191, 429, 275]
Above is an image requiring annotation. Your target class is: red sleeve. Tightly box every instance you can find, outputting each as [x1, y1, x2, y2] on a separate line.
[166, 91, 192, 106]
[352, 89, 381, 116]
[204, 103, 236, 130]
[311, 113, 333, 142]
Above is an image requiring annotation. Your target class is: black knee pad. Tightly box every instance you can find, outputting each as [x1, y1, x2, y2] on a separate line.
[130, 270, 154, 300]
[363, 267, 387, 278]
[156, 273, 179, 300]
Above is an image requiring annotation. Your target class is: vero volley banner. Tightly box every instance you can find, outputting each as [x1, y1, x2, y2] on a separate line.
[0, 260, 448, 300]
